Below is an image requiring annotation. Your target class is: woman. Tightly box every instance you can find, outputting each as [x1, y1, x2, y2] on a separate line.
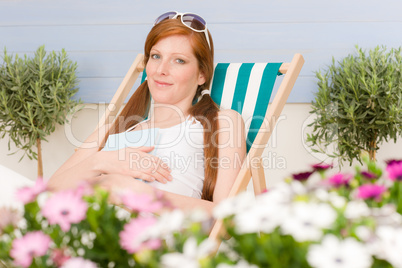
[48, 12, 246, 214]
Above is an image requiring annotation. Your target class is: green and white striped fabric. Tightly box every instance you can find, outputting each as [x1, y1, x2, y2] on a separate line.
[141, 62, 282, 152]
[210, 63, 282, 152]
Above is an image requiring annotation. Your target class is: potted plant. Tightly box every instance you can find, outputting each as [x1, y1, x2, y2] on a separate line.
[307, 46, 402, 165]
[0, 45, 81, 177]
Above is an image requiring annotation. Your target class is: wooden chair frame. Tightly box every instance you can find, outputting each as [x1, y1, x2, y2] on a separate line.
[96, 53, 305, 242]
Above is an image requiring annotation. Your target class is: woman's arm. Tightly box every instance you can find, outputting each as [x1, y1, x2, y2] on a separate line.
[212, 109, 247, 204]
[47, 125, 172, 191]
[96, 109, 246, 214]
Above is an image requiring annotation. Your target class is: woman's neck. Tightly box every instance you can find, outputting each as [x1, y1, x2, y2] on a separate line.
[150, 104, 190, 124]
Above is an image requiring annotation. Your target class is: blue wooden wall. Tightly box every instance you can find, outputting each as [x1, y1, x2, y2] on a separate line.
[1, 0, 401, 103]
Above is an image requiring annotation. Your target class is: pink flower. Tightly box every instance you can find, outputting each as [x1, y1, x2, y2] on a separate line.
[61, 257, 97, 268]
[312, 163, 333, 171]
[361, 171, 378, 180]
[51, 248, 70, 267]
[119, 217, 161, 253]
[292, 171, 314, 181]
[10, 231, 51, 267]
[385, 159, 402, 166]
[15, 177, 46, 204]
[122, 193, 163, 213]
[327, 173, 352, 187]
[386, 161, 402, 181]
[357, 184, 386, 201]
[41, 190, 87, 232]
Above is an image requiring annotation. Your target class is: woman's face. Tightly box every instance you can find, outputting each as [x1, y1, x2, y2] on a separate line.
[146, 35, 205, 109]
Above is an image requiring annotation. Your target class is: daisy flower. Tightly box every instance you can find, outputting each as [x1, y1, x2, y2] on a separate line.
[292, 171, 314, 181]
[121, 192, 163, 213]
[360, 171, 378, 180]
[119, 217, 161, 253]
[41, 190, 88, 232]
[15, 177, 46, 204]
[344, 200, 370, 219]
[161, 237, 216, 268]
[307, 234, 372, 268]
[234, 200, 288, 234]
[374, 226, 402, 267]
[356, 184, 386, 201]
[150, 209, 185, 237]
[281, 202, 336, 242]
[386, 161, 402, 181]
[327, 173, 352, 188]
[213, 191, 255, 219]
[312, 163, 333, 171]
[10, 231, 51, 268]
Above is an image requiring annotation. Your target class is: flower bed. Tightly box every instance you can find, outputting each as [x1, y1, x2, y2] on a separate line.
[1, 157, 402, 267]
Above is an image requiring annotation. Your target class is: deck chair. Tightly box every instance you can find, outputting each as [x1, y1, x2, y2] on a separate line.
[96, 53, 304, 242]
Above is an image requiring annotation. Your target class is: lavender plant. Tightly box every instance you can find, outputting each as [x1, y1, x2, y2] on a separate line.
[0, 45, 81, 177]
[307, 46, 402, 165]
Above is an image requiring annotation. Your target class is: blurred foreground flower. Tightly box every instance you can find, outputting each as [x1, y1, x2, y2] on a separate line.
[357, 184, 386, 201]
[119, 216, 161, 253]
[386, 161, 402, 181]
[10, 231, 51, 267]
[307, 234, 372, 268]
[41, 189, 88, 231]
[15, 177, 46, 204]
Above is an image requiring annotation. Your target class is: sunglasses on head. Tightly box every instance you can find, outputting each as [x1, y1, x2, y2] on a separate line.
[154, 11, 211, 50]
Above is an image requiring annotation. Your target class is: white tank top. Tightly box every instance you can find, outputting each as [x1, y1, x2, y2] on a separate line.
[102, 116, 205, 198]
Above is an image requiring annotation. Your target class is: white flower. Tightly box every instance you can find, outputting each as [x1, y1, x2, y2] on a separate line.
[328, 193, 347, 209]
[374, 226, 402, 267]
[273, 180, 306, 199]
[217, 259, 258, 268]
[213, 192, 255, 219]
[137, 209, 185, 249]
[307, 234, 372, 268]
[257, 183, 293, 206]
[161, 237, 216, 268]
[281, 202, 336, 242]
[150, 209, 185, 237]
[344, 200, 370, 219]
[355, 226, 372, 242]
[234, 200, 288, 234]
[372, 204, 402, 225]
[314, 188, 330, 202]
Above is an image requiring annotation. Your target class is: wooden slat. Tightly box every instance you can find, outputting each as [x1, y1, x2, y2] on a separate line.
[250, 160, 267, 195]
[209, 54, 305, 244]
[249, 54, 305, 158]
[96, 54, 144, 131]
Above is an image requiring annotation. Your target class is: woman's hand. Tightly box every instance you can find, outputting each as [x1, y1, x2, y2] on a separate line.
[94, 146, 172, 184]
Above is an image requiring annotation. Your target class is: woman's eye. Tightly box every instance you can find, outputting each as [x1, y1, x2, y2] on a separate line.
[151, 54, 160, 60]
[176, 59, 185, 64]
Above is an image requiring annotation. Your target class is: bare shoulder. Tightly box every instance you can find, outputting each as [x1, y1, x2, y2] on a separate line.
[218, 109, 242, 118]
